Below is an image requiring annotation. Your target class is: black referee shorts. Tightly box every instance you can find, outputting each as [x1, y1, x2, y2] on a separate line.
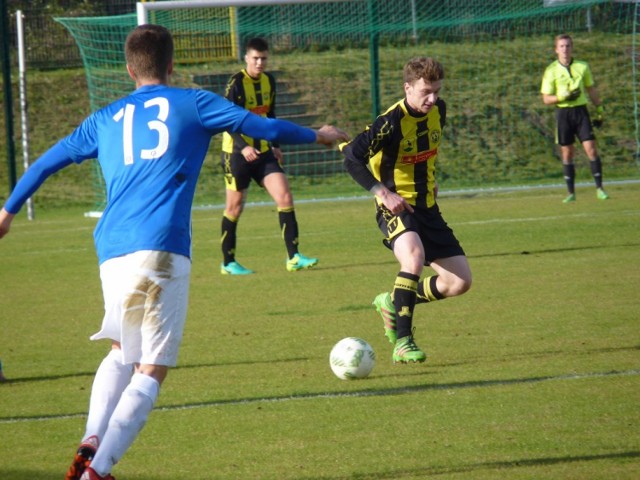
[555, 105, 595, 146]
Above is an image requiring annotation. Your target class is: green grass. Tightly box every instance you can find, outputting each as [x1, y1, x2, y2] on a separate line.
[1, 182, 639, 479]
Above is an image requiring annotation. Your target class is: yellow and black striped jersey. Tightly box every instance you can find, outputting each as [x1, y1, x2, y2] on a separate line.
[343, 98, 446, 209]
[540, 59, 593, 108]
[222, 69, 277, 154]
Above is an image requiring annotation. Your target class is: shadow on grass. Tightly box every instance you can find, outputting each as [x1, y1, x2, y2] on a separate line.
[297, 450, 640, 479]
[3, 450, 637, 480]
[0, 470, 171, 480]
[307, 241, 640, 272]
[0, 356, 312, 385]
[432, 344, 640, 369]
[472, 241, 640, 258]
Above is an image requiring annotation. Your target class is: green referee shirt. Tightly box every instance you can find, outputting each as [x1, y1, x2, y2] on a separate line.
[540, 58, 594, 108]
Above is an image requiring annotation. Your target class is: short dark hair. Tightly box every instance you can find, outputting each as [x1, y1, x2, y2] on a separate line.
[245, 37, 269, 53]
[403, 57, 444, 85]
[125, 24, 174, 80]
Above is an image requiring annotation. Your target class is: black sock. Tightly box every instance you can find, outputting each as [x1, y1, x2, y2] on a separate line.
[392, 272, 419, 340]
[221, 213, 238, 265]
[590, 157, 603, 189]
[417, 275, 445, 304]
[563, 163, 575, 194]
[278, 208, 299, 259]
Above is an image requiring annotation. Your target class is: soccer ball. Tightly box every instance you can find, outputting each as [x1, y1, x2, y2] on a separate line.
[329, 337, 376, 380]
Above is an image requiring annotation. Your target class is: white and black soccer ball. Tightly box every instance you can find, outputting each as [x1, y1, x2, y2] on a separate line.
[329, 337, 375, 380]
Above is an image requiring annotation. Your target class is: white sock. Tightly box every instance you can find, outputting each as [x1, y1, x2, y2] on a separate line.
[83, 349, 133, 443]
[90, 373, 160, 476]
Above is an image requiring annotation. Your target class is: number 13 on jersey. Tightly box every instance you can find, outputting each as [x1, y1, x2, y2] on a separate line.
[113, 97, 170, 165]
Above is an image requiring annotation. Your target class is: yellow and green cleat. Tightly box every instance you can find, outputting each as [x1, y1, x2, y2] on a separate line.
[393, 334, 426, 364]
[372, 292, 397, 344]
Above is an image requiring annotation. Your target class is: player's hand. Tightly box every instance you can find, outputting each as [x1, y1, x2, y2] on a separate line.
[0, 208, 15, 239]
[315, 125, 350, 147]
[373, 187, 414, 214]
[592, 105, 604, 128]
[272, 146, 283, 163]
[558, 88, 580, 102]
[242, 146, 260, 162]
[566, 88, 581, 101]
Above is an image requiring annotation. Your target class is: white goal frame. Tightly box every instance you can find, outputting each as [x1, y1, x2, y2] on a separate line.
[136, 0, 350, 25]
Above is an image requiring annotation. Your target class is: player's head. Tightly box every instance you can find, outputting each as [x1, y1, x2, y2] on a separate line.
[403, 57, 444, 115]
[244, 37, 269, 78]
[554, 34, 573, 64]
[125, 24, 174, 83]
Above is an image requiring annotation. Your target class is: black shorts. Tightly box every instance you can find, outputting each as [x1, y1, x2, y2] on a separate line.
[221, 150, 284, 191]
[376, 202, 465, 264]
[555, 105, 595, 146]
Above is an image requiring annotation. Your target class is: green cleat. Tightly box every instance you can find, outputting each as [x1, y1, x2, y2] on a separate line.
[563, 193, 576, 203]
[220, 261, 254, 275]
[393, 335, 426, 364]
[286, 253, 318, 272]
[372, 292, 397, 344]
[596, 188, 610, 200]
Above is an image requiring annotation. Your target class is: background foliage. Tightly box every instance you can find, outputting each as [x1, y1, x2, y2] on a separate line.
[0, 0, 638, 210]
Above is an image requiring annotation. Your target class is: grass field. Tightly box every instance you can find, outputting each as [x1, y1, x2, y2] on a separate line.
[1, 182, 639, 479]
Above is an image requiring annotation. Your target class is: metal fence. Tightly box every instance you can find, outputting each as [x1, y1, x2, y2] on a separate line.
[7, 0, 136, 69]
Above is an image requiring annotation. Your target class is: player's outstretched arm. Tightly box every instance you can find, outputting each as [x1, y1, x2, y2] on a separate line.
[1, 142, 74, 237]
[0, 208, 15, 239]
[315, 125, 350, 147]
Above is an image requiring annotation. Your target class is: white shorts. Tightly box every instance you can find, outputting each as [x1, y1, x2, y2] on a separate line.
[93, 250, 191, 366]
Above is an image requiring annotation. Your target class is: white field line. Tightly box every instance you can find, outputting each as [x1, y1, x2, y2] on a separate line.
[1, 368, 638, 424]
[5, 179, 640, 252]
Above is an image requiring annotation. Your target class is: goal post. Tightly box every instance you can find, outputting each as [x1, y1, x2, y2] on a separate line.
[136, 0, 349, 24]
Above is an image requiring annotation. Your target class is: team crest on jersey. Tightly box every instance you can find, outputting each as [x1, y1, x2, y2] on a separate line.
[430, 129, 441, 144]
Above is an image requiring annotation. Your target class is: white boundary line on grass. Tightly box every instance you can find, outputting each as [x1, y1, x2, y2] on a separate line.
[2, 368, 638, 424]
[191, 178, 640, 211]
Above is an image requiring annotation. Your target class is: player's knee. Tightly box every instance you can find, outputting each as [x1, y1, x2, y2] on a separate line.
[457, 274, 472, 295]
[446, 273, 472, 297]
[224, 203, 243, 218]
[273, 191, 293, 208]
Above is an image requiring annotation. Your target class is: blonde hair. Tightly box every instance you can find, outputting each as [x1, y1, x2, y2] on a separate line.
[554, 33, 573, 47]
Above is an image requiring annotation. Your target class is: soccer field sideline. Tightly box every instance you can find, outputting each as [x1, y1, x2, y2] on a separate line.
[191, 177, 640, 211]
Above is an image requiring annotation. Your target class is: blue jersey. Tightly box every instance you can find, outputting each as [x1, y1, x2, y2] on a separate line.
[5, 84, 316, 264]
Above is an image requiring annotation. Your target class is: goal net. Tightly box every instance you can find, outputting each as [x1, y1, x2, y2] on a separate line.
[56, 0, 638, 210]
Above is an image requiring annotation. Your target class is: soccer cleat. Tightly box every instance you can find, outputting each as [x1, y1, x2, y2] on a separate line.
[596, 188, 610, 200]
[79, 467, 116, 480]
[65, 436, 99, 480]
[562, 193, 576, 203]
[372, 292, 397, 344]
[286, 253, 318, 272]
[393, 335, 426, 364]
[220, 261, 254, 275]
